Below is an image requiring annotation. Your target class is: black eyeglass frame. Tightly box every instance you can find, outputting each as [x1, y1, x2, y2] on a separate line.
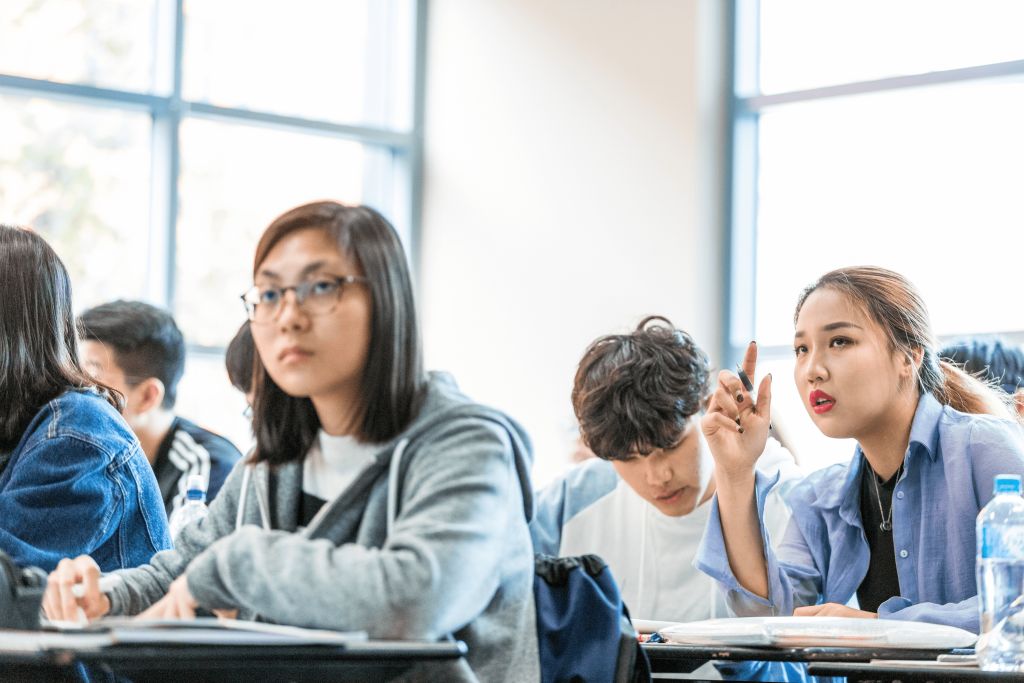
[240, 275, 369, 323]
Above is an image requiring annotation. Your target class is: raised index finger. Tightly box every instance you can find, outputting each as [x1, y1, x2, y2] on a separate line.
[741, 341, 758, 381]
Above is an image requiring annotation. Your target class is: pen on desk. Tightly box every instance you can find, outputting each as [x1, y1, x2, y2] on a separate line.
[71, 574, 121, 598]
[736, 365, 772, 430]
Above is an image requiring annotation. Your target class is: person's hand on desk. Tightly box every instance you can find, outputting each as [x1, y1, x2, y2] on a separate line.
[138, 574, 199, 619]
[43, 555, 111, 622]
[794, 603, 877, 618]
[136, 575, 240, 620]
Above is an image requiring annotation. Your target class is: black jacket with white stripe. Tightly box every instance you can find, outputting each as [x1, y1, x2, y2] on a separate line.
[153, 417, 242, 517]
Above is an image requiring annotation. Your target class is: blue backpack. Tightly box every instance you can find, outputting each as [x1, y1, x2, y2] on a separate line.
[535, 554, 651, 683]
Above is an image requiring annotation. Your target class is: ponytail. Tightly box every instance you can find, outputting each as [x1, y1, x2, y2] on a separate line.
[934, 360, 1021, 424]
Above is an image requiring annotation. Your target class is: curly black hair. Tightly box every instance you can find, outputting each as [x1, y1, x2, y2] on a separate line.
[571, 316, 711, 461]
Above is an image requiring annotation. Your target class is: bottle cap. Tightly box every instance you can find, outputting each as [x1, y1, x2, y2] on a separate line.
[994, 475, 1022, 495]
[186, 474, 207, 500]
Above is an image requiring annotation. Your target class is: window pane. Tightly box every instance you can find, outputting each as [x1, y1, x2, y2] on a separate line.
[754, 77, 1024, 347]
[182, 0, 415, 129]
[760, 0, 1024, 95]
[176, 351, 253, 456]
[176, 118, 365, 346]
[0, 0, 159, 93]
[0, 93, 152, 308]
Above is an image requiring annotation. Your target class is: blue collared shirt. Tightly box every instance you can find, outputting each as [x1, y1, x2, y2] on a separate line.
[695, 392, 1024, 634]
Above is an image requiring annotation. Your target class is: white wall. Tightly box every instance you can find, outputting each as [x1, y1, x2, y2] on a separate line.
[419, 0, 727, 487]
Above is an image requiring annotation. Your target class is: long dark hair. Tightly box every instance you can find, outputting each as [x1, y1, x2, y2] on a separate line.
[249, 202, 425, 466]
[795, 266, 1018, 423]
[0, 225, 122, 450]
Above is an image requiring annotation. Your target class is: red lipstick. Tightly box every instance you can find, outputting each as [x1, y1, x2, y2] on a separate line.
[809, 389, 836, 414]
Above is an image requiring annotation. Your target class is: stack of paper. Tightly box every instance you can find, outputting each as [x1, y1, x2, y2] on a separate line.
[659, 617, 977, 649]
[41, 617, 367, 647]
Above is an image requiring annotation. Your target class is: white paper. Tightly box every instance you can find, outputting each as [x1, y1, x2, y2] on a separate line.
[631, 619, 683, 635]
[0, 631, 114, 652]
[44, 616, 367, 646]
[659, 617, 977, 649]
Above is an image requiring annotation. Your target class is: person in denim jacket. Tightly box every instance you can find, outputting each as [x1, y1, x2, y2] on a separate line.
[0, 224, 172, 572]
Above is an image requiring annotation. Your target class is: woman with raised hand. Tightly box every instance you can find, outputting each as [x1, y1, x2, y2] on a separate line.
[0, 225, 171, 572]
[697, 266, 1024, 639]
[43, 202, 538, 683]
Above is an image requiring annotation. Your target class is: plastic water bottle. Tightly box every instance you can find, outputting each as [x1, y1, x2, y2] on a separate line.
[977, 474, 1024, 671]
[168, 474, 209, 541]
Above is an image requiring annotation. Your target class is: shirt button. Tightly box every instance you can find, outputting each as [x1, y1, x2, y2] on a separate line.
[897, 491, 905, 499]
[900, 550, 909, 558]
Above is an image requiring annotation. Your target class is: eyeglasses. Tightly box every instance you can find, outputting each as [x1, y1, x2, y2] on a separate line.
[241, 276, 369, 324]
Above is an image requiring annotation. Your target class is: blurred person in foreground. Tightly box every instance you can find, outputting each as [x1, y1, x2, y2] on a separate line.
[78, 301, 241, 517]
[940, 336, 1024, 421]
[531, 317, 802, 627]
[0, 225, 170, 571]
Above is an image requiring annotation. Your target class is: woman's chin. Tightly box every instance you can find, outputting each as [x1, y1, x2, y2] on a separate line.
[807, 410, 855, 440]
[814, 420, 854, 440]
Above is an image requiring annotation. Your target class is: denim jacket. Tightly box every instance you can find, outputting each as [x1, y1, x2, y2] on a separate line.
[0, 390, 172, 572]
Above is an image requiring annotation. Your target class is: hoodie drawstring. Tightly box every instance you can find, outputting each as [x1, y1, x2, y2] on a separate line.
[386, 439, 410, 537]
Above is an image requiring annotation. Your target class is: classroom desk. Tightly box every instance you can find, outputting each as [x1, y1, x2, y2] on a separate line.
[807, 662, 1018, 683]
[642, 643, 961, 676]
[0, 639, 468, 683]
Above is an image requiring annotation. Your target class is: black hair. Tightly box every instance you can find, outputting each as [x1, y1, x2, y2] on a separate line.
[939, 336, 1024, 396]
[0, 224, 121, 450]
[571, 316, 711, 461]
[226, 321, 255, 393]
[249, 201, 425, 466]
[78, 300, 186, 409]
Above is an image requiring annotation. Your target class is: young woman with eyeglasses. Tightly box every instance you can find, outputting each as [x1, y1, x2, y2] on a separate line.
[0, 225, 171, 572]
[44, 201, 539, 683]
[696, 266, 1024, 680]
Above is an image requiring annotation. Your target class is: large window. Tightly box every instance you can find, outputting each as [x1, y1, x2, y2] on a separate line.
[0, 0, 425, 451]
[727, 0, 1024, 470]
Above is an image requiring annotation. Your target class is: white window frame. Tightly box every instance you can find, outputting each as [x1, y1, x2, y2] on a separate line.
[722, 0, 1024, 368]
[0, 0, 428, 355]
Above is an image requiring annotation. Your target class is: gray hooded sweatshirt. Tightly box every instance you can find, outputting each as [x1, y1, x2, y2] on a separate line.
[107, 372, 540, 683]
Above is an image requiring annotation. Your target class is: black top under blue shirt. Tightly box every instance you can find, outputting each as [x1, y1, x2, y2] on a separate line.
[857, 461, 902, 613]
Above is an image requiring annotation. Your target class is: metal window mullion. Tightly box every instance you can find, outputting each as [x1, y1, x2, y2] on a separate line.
[724, 0, 760, 371]
[0, 74, 166, 112]
[183, 102, 414, 147]
[744, 58, 1024, 112]
[407, 0, 428, 283]
[164, 0, 185, 313]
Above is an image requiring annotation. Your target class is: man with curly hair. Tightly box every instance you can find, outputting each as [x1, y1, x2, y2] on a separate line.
[531, 317, 802, 628]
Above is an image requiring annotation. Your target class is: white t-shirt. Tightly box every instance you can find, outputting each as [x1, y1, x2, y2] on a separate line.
[556, 437, 796, 624]
[302, 430, 380, 502]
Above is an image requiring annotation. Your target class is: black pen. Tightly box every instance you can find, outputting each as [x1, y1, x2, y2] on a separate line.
[736, 365, 772, 430]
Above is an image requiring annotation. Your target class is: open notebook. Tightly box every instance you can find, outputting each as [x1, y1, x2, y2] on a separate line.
[655, 617, 977, 649]
[3, 617, 368, 652]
